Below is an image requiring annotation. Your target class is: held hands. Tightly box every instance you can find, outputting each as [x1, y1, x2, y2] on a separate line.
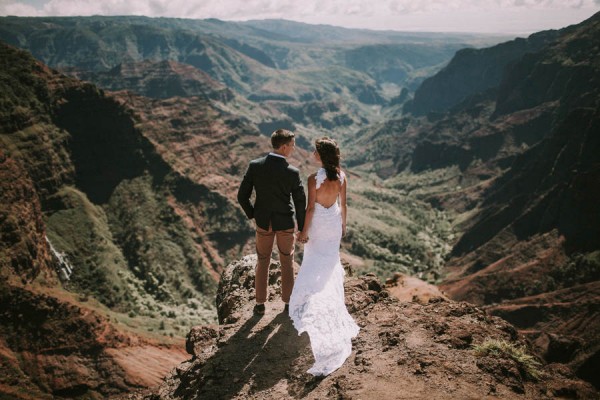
[296, 231, 309, 244]
[297, 226, 344, 243]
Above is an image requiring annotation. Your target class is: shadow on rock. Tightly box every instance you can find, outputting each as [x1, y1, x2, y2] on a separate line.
[175, 312, 310, 399]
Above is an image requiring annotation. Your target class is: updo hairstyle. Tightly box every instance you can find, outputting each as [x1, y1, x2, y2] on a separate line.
[315, 137, 341, 181]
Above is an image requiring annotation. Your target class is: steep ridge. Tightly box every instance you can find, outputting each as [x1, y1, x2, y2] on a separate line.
[0, 41, 265, 397]
[0, 146, 187, 398]
[405, 30, 558, 116]
[0, 39, 259, 309]
[441, 14, 597, 389]
[68, 60, 234, 101]
[0, 150, 55, 284]
[345, 11, 600, 389]
[357, 12, 600, 388]
[350, 28, 562, 177]
[439, 14, 600, 385]
[106, 90, 275, 264]
[136, 256, 596, 399]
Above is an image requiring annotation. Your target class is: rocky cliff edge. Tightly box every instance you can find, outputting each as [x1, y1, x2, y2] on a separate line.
[138, 255, 596, 399]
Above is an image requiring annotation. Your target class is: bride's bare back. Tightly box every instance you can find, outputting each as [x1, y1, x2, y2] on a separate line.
[299, 167, 348, 243]
[314, 175, 342, 208]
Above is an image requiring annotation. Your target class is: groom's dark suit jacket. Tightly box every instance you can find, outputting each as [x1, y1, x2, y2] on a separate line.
[237, 154, 306, 231]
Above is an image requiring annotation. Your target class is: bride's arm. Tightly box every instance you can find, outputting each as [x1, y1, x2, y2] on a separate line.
[298, 174, 316, 243]
[340, 172, 347, 237]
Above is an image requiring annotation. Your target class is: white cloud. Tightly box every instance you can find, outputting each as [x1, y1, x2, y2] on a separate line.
[0, 2, 43, 15]
[0, 0, 599, 32]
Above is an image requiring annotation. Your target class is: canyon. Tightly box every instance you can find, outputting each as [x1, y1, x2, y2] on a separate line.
[1, 12, 599, 398]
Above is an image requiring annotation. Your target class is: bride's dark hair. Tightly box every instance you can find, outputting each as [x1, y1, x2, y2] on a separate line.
[315, 137, 340, 181]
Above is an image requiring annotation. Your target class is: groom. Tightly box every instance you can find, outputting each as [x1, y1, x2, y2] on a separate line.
[237, 129, 306, 315]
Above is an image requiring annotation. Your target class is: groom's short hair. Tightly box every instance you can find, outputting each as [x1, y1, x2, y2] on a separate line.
[271, 129, 295, 149]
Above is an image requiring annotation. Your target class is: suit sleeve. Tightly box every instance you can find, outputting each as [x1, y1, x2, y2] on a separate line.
[291, 170, 306, 231]
[237, 164, 254, 220]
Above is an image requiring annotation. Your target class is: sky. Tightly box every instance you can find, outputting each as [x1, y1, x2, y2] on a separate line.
[1, 0, 599, 34]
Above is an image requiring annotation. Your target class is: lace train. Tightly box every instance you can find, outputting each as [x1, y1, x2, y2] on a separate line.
[289, 195, 359, 376]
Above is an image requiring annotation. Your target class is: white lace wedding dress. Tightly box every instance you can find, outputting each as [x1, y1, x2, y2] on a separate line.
[289, 168, 360, 376]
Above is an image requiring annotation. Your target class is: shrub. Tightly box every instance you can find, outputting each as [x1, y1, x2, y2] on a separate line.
[473, 339, 542, 381]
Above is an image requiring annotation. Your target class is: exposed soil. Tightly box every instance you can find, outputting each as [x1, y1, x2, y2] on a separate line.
[0, 282, 188, 399]
[138, 256, 597, 399]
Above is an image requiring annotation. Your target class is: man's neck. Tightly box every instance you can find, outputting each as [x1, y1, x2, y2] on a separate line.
[269, 151, 286, 158]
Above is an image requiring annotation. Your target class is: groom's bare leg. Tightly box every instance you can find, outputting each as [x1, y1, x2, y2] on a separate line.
[255, 225, 275, 304]
[276, 228, 295, 303]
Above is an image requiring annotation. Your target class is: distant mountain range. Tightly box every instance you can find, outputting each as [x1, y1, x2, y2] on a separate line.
[0, 15, 507, 140]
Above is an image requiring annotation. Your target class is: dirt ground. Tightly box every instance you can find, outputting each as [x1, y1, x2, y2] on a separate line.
[135, 256, 596, 399]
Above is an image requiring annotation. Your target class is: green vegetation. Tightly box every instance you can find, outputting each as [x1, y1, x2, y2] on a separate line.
[102, 173, 220, 325]
[549, 251, 600, 289]
[45, 186, 131, 308]
[344, 173, 454, 283]
[512, 250, 600, 299]
[44, 183, 217, 326]
[1, 42, 219, 331]
[106, 174, 215, 300]
[385, 167, 465, 199]
[0, 43, 48, 121]
[473, 339, 542, 381]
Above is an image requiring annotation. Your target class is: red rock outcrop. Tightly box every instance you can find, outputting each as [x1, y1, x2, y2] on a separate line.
[0, 283, 188, 399]
[0, 150, 54, 284]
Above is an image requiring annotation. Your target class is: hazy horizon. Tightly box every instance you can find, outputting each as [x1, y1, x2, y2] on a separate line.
[1, 0, 599, 34]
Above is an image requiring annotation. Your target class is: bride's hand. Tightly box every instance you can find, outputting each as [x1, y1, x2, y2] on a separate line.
[297, 231, 309, 244]
[342, 224, 347, 238]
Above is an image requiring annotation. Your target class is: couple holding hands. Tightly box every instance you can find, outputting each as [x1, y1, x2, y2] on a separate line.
[237, 129, 359, 376]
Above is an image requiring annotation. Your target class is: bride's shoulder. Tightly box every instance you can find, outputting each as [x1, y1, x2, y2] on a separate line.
[312, 168, 326, 179]
[313, 168, 327, 188]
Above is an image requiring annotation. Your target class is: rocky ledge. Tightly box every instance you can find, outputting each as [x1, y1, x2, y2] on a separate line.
[141, 255, 596, 399]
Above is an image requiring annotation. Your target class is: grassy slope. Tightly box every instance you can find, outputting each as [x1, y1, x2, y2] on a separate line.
[344, 169, 455, 283]
[0, 43, 223, 330]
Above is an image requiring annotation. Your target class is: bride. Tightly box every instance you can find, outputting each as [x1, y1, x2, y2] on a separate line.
[288, 137, 360, 376]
